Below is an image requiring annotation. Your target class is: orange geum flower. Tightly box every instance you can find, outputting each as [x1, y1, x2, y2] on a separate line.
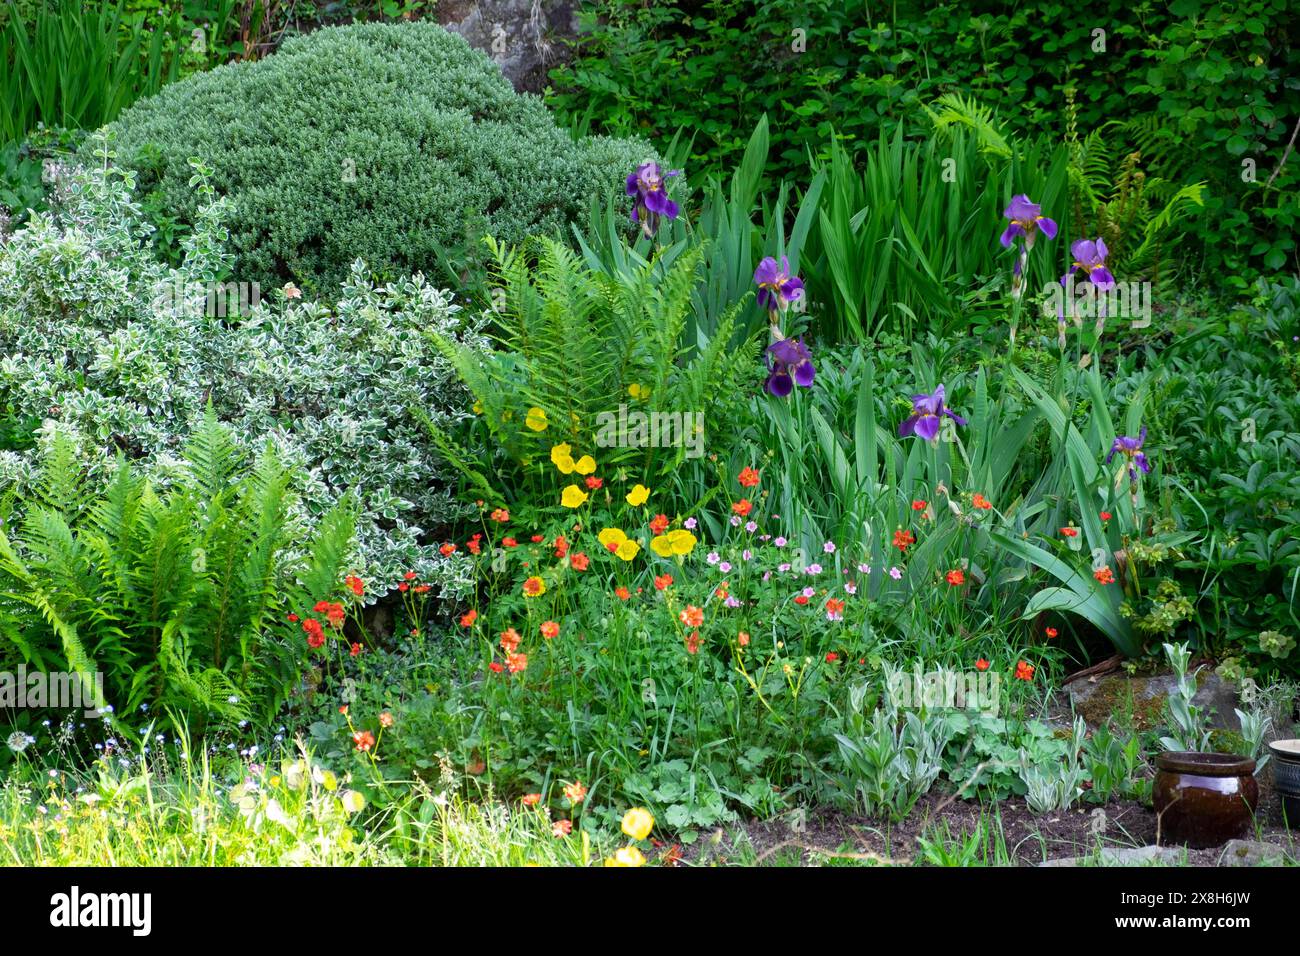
[679, 605, 704, 628]
[737, 466, 760, 488]
[522, 576, 546, 597]
[507, 652, 528, 674]
[540, 620, 560, 639]
[563, 780, 587, 804]
[325, 602, 346, 628]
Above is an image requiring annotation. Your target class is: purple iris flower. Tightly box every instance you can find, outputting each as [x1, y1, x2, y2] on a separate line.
[898, 384, 967, 442]
[1061, 238, 1116, 290]
[765, 337, 815, 397]
[626, 162, 681, 237]
[999, 194, 1058, 249]
[1106, 427, 1151, 478]
[754, 256, 804, 315]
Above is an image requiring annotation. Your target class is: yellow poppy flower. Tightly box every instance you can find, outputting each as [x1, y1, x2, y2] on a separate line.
[626, 484, 650, 506]
[667, 529, 696, 555]
[598, 527, 628, 549]
[573, 455, 596, 475]
[552, 449, 576, 474]
[604, 846, 646, 867]
[650, 529, 696, 557]
[621, 807, 654, 841]
[472, 400, 483, 414]
[615, 539, 640, 561]
[561, 484, 588, 508]
[628, 383, 648, 399]
[525, 407, 548, 432]
[550, 443, 572, 466]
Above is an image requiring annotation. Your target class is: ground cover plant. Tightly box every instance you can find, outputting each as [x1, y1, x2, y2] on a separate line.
[0, 5, 1297, 878]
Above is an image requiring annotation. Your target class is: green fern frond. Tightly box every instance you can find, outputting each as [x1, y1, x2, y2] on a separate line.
[925, 93, 1013, 158]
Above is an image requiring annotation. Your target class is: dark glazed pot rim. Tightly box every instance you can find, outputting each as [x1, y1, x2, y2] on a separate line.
[1156, 750, 1256, 775]
[1269, 739, 1300, 761]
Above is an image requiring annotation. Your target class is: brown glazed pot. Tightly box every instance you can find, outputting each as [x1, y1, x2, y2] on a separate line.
[1154, 751, 1258, 849]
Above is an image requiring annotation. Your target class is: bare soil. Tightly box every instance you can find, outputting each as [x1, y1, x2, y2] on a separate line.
[686, 778, 1298, 867]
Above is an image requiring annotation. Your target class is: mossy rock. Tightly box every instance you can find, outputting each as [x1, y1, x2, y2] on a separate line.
[1069, 671, 1240, 732]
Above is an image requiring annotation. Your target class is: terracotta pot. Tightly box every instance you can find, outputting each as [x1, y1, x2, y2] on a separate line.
[1154, 751, 1258, 849]
[1268, 739, 1300, 829]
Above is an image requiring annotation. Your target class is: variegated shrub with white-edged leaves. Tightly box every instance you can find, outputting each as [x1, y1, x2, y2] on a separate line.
[0, 139, 484, 594]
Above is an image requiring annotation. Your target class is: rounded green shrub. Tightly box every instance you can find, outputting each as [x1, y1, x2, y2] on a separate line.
[101, 21, 654, 293]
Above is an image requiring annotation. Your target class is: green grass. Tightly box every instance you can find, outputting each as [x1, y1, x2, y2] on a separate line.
[0, 744, 600, 867]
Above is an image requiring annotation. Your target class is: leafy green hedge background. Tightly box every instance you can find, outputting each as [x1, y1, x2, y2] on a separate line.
[547, 0, 1299, 283]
